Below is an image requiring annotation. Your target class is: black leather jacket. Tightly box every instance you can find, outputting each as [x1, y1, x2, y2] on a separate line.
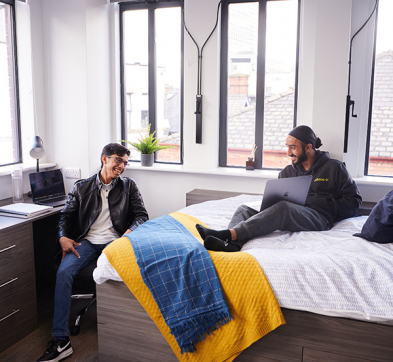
[57, 173, 149, 242]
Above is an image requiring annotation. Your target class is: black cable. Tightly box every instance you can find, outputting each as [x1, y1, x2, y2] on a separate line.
[348, 0, 378, 95]
[180, 0, 222, 94]
[181, 2, 201, 93]
[344, 0, 378, 153]
[199, 1, 222, 93]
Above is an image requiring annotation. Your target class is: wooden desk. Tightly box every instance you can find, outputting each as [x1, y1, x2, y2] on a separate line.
[0, 195, 63, 353]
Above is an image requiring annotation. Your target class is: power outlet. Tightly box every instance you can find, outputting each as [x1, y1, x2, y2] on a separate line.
[64, 168, 81, 179]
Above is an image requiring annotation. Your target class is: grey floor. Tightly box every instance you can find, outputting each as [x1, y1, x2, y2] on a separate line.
[0, 289, 98, 362]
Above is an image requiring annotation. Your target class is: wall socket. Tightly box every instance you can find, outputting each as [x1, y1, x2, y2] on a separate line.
[64, 168, 81, 179]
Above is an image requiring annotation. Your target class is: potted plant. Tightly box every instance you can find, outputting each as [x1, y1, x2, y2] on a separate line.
[122, 124, 177, 166]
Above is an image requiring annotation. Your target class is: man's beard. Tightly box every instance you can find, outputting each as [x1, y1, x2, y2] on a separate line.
[291, 145, 308, 166]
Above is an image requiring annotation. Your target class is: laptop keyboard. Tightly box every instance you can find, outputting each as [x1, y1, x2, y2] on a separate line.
[39, 196, 67, 204]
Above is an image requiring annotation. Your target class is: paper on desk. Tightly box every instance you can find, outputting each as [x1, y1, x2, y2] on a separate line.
[0, 202, 52, 217]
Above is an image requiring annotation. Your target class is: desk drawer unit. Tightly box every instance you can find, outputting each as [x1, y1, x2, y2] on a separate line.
[0, 254, 35, 303]
[0, 224, 32, 265]
[0, 223, 37, 353]
[0, 285, 37, 353]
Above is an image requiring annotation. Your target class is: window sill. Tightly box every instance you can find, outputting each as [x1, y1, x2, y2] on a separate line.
[125, 164, 393, 186]
[353, 176, 393, 187]
[0, 163, 57, 177]
[125, 162, 280, 179]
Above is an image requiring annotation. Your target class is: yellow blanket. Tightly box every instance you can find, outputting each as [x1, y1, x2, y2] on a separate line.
[103, 212, 285, 362]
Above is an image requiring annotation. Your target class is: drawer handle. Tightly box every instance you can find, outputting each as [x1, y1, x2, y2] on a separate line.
[0, 309, 20, 322]
[0, 277, 18, 288]
[0, 245, 16, 253]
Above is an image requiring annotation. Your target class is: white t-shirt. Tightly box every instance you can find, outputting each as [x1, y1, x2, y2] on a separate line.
[85, 181, 120, 245]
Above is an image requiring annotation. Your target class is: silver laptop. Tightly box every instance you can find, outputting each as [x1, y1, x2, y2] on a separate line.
[260, 175, 312, 211]
[29, 169, 68, 207]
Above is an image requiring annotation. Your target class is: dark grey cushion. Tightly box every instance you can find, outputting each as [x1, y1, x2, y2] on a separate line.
[354, 190, 393, 244]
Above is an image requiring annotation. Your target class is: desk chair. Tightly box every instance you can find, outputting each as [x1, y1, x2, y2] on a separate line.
[53, 252, 97, 336]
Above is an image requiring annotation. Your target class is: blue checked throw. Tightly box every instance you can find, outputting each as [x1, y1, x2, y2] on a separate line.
[125, 214, 232, 354]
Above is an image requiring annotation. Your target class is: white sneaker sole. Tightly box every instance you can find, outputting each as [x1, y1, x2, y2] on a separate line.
[58, 347, 73, 361]
[49, 347, 73, 362]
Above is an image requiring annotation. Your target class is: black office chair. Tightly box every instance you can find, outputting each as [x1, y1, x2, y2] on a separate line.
[53, 250, 97, 336]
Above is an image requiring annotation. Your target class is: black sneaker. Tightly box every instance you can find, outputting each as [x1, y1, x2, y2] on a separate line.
[36, 339, 73, 362]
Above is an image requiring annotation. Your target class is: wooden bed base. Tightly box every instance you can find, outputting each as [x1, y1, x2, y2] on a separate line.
[96, 189, 392, 362]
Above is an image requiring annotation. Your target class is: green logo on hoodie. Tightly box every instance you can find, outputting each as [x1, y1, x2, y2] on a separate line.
[314, 178, 329, 182]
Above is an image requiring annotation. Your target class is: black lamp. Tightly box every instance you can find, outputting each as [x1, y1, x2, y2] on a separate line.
[29, 136, 45, 172]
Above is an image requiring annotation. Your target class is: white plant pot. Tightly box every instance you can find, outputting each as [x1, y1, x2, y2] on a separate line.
[141, 154, 154, 167]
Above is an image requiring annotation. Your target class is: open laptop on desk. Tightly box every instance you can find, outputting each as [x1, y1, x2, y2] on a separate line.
[29, 169, 68, 207]
[260, 175, 312, 211]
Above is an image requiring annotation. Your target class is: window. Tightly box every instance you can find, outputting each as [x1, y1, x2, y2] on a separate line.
[366, 0, 393, 177]
[219, 0, 299, 169]
[120, 1, 183, 164]
[0, 0, 21, 167]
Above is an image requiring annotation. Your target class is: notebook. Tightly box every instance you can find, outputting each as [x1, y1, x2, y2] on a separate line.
[260, 175, 312, 211]
[29, 169, 68, 207]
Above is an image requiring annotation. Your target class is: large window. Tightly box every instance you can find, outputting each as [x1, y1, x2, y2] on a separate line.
[0, 0, 21, 167]
[366, 0, 393, 176]
[219, 0, 299, 169]
[120, 1, 183, 164]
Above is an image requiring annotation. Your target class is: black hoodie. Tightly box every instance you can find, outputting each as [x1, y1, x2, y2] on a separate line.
[279, 151, 362, 228]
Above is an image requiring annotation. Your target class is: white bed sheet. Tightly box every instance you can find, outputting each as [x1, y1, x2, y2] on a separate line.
[93, 195, 393, 325]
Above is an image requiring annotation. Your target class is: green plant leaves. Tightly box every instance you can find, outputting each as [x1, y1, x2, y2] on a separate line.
[121, 124, 178, 154]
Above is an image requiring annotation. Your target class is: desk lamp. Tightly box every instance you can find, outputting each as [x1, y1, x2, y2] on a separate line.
[29, 136, 45, 172]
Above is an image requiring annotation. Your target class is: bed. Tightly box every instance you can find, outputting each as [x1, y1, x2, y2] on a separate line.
[94, 190, 393, 362]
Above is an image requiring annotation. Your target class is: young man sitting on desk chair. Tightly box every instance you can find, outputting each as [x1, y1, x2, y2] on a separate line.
[37, 143, 148, 362]
[196, 125, 362, 252]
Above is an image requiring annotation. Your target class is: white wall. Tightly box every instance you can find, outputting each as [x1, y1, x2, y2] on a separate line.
[126, 169, 276, 219]
[297, 0, 352, 161]
[41, 0, 113, 191]
[1, 0, 392, 214]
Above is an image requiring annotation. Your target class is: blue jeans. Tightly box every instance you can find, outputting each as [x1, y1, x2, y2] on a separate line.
[51, 239, 112, 337]
[228, 201, 329, 248]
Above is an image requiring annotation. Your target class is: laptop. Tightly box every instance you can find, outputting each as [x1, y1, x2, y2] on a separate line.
[29, 169, 68, 207]
[260, 175, 312, 211]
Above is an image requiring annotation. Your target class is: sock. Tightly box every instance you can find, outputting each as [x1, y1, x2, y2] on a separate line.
[55, 336, 69, 341]
[204, 236, 240, 252]
[196, 224, 232, 242]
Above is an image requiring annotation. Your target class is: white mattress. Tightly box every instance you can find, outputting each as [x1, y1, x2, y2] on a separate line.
[94, 195, 393, 325]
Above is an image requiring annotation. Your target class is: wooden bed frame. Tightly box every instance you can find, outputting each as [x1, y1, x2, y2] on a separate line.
[96, 189, 392, 362]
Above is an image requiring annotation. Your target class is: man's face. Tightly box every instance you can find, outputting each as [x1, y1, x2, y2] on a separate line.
[286, 135, 308, 166]
[102, 154, 129, 179]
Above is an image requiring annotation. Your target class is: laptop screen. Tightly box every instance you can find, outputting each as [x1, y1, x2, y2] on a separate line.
[29, 169, 66, 202]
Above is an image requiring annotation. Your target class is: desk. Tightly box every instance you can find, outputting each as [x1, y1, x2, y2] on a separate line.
[0, 195, 63, 353]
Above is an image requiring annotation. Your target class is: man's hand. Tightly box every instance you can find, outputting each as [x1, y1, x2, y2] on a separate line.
[59, 236, 81, 260]
[123, 229, 132, 236]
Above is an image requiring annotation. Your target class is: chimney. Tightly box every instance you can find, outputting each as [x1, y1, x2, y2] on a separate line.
[229, 74, 249, 95]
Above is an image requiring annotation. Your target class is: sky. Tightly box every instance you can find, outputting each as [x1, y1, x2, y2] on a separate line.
[376, 0, 393, 54]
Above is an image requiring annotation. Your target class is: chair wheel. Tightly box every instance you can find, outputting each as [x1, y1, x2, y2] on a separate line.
[70, 325, 80, 336]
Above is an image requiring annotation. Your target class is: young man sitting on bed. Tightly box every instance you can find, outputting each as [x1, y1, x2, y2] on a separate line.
[197, 125, 362, 252]
[37, 143, 148, 362]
